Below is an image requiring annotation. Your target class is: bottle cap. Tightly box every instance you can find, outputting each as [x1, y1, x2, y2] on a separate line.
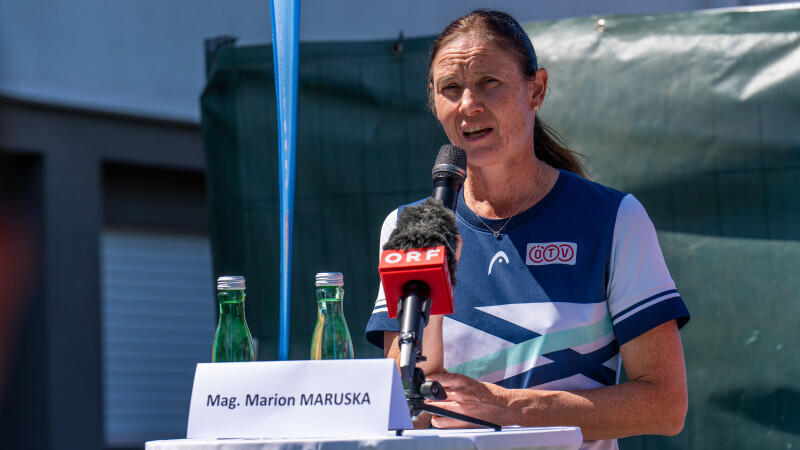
[217, 276, 246, 290]
[315, 272, 343, 287]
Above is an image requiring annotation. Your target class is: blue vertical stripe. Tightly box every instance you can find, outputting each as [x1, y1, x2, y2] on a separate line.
[270, 0, 301, 361]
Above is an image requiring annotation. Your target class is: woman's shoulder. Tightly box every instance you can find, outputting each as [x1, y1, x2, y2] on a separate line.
[379, 197, 430, 237]
[559, 169, 627, 199]
[549, 169, 640, 231]
[555, 169, 631, 210]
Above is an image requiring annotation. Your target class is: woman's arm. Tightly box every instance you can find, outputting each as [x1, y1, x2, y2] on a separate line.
[426, 319, 687, 440]
[383, 313, 445, 373]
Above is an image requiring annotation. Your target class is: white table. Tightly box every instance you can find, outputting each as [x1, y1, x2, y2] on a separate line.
[146, 426, 582, 450]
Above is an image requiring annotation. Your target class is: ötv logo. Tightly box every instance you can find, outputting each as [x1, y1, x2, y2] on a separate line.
[526, 242, 577, 266]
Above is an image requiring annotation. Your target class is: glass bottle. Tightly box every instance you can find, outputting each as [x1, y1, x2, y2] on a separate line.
[212, 276, 255, 362]
[310, 272, 354, 359]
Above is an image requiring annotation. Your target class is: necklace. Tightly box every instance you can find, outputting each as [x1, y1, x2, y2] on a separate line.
[472, 183, 541, 240]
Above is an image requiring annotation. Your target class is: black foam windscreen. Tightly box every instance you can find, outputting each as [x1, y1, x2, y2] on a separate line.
[383, 198, 459, 285]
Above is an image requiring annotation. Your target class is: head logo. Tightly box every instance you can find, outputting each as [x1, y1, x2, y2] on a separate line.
[526, 242, 577, 266]
[488, 251, 510, 275]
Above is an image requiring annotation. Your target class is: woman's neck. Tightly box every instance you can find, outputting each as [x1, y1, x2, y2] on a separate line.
[463, 155, 558, 219]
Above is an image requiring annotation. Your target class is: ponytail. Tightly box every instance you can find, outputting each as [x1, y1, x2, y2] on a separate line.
[534, 116, 585, 177]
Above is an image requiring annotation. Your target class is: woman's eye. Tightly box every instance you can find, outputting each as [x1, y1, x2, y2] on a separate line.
[483, 78, 500, 87]
[441, 84, 460, 94]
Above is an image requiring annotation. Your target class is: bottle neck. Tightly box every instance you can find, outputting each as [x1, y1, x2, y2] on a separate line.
[316, 285, 344, 316]
[316, 285, 343, 301]
[218, 290, 246, 317]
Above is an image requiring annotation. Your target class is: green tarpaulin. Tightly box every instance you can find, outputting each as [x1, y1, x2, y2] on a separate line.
[201, 6, 800, 448]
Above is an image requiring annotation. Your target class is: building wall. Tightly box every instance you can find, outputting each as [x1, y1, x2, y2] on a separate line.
[0, 97, 206, 449]
[1, 0, 796, 122]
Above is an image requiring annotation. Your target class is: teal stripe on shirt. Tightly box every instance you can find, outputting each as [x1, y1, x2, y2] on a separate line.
[447, 314, 614, 379]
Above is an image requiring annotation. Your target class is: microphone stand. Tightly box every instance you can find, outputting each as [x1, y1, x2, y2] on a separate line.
[395, 281, 501, 435]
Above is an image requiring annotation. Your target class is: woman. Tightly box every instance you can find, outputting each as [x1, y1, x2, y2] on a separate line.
[366, 10, 690, 449]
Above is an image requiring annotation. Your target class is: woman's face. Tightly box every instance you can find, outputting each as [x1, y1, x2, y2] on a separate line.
[430, 34, 546, 169]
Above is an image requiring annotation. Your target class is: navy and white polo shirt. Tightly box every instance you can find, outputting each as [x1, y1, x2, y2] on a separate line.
[365, 169, 689, 449]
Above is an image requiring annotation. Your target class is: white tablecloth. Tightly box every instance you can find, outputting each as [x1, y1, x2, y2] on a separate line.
[146, 426, 582, 450]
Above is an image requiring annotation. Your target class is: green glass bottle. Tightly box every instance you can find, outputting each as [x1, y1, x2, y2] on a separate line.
[212, 276, 255, 362]
[310, 272, 354, 359]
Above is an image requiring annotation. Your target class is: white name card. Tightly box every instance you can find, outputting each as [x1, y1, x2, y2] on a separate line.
[186, 359, 412, 439]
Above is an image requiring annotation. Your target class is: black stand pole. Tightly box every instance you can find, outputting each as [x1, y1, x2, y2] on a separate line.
[395, 282, 501, 435]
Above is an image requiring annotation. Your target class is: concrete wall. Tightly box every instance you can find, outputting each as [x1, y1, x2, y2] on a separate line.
[0, 98, 205, 450]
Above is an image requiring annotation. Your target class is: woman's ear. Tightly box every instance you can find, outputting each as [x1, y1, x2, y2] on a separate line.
[530, 68, 548, 110]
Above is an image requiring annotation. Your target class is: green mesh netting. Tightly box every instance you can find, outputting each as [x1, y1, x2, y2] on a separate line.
[201, 7, 800, 448]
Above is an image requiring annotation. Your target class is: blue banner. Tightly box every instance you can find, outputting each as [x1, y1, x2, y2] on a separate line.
[270, 0, 300, 361]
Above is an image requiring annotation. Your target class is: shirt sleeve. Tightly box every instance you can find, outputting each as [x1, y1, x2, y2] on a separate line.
[608, 194, 690, 346]
[364, 208, 400, 349]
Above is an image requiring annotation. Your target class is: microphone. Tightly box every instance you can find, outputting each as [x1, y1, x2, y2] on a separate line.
[431, 144, 467, 211]
[378, 198, 459, 319]
[380, 145, 465, 319]
[377, 146, 466, 418]
[378, 198, 458, 399]
[378, 147, 497, 429]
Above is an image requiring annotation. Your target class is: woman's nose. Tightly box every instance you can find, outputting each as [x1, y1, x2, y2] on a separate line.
[458, 88, 483, 116]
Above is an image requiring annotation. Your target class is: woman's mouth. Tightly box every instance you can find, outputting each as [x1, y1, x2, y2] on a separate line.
[463, 125, 493, 140]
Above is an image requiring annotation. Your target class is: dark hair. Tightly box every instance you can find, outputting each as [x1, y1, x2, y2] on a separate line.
[427, 9, 585, 177]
